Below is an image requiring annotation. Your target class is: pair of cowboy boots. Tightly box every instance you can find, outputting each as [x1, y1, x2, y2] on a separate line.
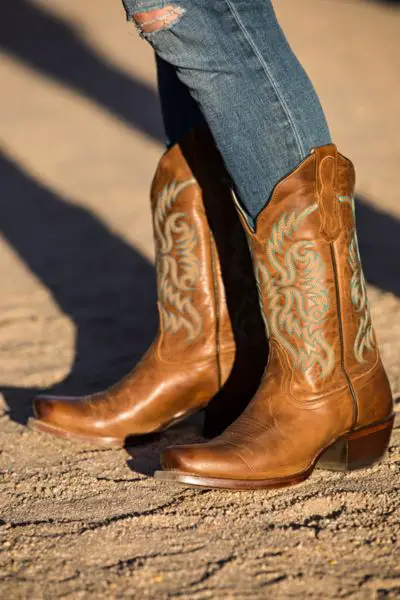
[32, 129, 394, 490]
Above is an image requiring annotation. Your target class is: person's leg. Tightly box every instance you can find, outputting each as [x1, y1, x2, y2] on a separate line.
[119, 1, 394, 491]
[122, 0, 331, 221]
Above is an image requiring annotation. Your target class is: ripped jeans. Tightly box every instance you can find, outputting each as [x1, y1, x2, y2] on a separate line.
[122, 0, 331, 220]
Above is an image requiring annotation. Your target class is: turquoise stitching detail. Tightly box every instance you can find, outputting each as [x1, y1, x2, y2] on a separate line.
[256, 204, 335, 378]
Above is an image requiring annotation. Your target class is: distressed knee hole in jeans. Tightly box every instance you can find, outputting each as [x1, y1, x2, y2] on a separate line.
[132, 5, 185, 34]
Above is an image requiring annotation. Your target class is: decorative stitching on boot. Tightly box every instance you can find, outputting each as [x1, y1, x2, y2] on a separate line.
[256, 204, 335, 378]
[154, 179, 203, 343]
[348, 230, 376, 363]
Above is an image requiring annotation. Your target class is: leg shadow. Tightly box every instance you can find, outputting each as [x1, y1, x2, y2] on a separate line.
[0, 152, 157, 424]
[356, 195, 400, 298]
[0, 0, 164, 142]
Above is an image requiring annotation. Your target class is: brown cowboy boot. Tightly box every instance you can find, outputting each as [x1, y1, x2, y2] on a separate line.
[30, 128, 266, 447]
[157, 145, 394, 489]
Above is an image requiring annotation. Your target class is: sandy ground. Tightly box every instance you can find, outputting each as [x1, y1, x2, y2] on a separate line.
[0, 0, 399, 598]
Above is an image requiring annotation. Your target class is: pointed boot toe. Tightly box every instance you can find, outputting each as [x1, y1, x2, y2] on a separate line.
[156, 441, 256, 488]
[34, 394, 75, 417]
[32, 394, 74, 427]
[30, 394, 124, 447]
[31, 394, 83, 438]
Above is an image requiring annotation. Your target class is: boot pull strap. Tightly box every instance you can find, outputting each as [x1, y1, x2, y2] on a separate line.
[315, 145, 341, 242]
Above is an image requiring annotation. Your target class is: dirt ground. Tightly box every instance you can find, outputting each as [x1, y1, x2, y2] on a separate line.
[1, 1, 399, 598]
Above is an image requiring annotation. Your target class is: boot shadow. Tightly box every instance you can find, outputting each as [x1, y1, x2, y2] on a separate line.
[125, 414, 204, 477]
[355, 195, 400, 298]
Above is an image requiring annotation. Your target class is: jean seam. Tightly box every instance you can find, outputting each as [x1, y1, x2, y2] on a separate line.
[224, 0, 306, 161]
[124, 0, 167, 21]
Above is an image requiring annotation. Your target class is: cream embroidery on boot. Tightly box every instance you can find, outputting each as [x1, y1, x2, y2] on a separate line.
[348, 231, 376, 363]
[154, 179, 202, 343]
[256, 204, 335, 378]
[337, 195, 376, 362]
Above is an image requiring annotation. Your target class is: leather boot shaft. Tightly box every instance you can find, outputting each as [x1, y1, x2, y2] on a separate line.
[150, 129, 265, 369]
[239, 145, 392, 429]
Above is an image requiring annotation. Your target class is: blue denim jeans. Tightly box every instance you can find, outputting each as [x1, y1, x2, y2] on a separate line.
[122, 0, 331, 221]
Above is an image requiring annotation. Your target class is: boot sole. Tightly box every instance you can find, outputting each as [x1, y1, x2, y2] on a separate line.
[28, 404, 207, 449]
[28, 418, 124, 448]
[154, 415, 394, 490]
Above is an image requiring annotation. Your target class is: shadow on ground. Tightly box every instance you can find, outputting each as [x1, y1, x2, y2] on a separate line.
[375, 0, 400, 6]
[356, 197, 400, 298]
[0, 0, 164, 142]
[0, 152, 157, 424]
[124, 415, 204, 477]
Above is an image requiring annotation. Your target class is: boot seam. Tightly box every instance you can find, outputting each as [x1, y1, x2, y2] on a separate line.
[330, 242, 359, 429]
[190, 128, 222, 391]
[209, 233, 223, 389]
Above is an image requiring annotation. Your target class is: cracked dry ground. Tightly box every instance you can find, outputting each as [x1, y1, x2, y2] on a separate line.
[1, 0, 400, 598]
